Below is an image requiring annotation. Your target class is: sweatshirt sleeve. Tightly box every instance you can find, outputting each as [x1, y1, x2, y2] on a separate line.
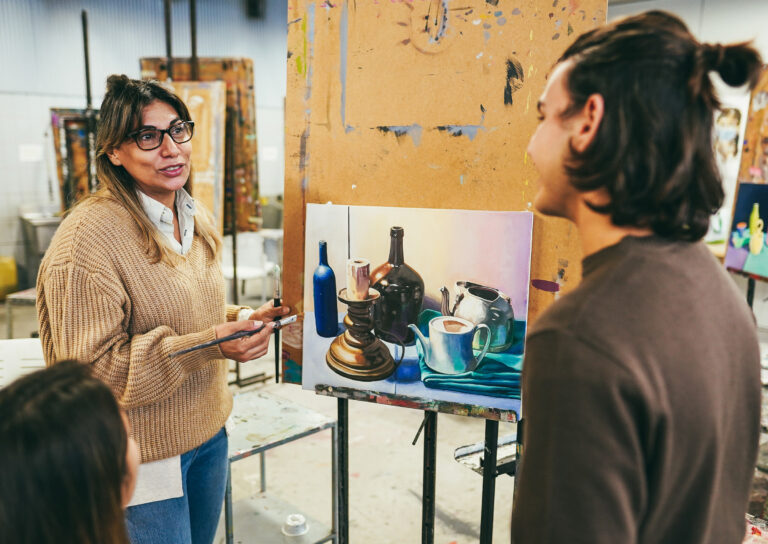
[226, 304, 252, 321]
[38, 260, 225, 410]
[511, 329, 647, 544]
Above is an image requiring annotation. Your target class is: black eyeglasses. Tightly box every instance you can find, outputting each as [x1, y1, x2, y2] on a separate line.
[127, 121, 195, 151]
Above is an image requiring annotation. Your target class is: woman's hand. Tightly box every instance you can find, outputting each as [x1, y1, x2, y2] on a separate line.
[214, 320, 275, 362]
[248, 300, 292, 322]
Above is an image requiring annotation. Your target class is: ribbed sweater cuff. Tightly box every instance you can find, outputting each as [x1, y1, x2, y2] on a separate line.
[165, 327, 224, 370]
[226, 304, 252, 321]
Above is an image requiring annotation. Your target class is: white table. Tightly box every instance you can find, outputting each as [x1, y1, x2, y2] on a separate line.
[223, 390, 338, 544]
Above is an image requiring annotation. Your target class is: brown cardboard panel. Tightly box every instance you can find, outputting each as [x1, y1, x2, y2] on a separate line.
[165, 81, 227, 231]
[738, 66, 768, 185]
[283, 0, 606, 382]
[140, 58, 261, 232]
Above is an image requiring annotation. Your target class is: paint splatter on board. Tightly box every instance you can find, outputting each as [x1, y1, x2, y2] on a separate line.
[504, 58, 524, 106]
[531, 279, 560, 292]
[376, 125, 423, 146]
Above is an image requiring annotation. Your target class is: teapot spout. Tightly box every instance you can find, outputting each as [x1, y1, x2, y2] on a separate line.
[440, 286, 452, 316]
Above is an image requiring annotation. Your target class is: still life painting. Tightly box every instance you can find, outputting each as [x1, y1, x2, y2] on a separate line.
[725, 183, 768, 279]
[302, 204, 533, 412]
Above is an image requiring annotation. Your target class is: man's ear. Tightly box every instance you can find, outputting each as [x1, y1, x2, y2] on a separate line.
[571, 93, 604, 153]
[107, 149, 122, 166]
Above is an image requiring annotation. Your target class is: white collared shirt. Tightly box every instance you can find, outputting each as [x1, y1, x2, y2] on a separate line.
[128, 188, 197, 508]
[137, 189, 196, 255]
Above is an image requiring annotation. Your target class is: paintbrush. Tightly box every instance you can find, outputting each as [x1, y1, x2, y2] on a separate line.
[273, 265, 282, 383]
[169, 315, 298, 358]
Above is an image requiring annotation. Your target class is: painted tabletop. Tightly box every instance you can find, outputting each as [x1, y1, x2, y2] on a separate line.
[302, 311, 521, 422]
[227, 390, 336, 462]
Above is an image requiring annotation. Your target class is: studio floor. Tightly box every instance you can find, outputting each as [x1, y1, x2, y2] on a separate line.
[1, 297, 517, 543]
[9, 294, 768, 542]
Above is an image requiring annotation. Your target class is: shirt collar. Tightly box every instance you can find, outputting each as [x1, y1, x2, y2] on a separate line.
[137, 189, 196, 226]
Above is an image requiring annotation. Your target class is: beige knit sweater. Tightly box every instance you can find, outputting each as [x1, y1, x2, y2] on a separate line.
[37, 197, 244, 463]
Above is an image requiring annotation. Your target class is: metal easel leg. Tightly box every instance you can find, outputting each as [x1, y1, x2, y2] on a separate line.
[225, 462, 234, 544]
[337, 398, 349, 544]
[422, 411, 438, 544]
[748, 277, 756, 308]
[332, 422, 339, 543]
[479, 419, 499, 544]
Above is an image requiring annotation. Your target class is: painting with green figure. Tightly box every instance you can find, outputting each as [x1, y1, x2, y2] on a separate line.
[725, 183, 768, 279]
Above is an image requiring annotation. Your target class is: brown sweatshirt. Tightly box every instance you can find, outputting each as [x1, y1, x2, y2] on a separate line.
[37, 197, 243, 463]
[512, 235, 760, 543]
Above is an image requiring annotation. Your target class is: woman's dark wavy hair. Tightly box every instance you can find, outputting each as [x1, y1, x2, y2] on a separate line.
[0, 361, 130, 544]
[558, 10, 762, 240]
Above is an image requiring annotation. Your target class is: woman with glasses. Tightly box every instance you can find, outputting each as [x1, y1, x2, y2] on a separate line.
[36, 75, 289, 544]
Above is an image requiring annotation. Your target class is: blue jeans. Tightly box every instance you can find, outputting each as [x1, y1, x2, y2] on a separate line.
[126, 428, 228, 544]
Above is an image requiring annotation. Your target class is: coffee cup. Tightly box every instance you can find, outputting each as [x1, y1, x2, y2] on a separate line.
[408, 316, 490, 374]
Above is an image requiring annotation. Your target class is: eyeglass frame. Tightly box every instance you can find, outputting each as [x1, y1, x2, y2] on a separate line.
[126, 121, 195, 151]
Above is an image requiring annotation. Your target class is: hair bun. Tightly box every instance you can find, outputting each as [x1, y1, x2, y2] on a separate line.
[702, 43, 726, 71]
[702, 41, 762, 89]
[105, 74, 131, 94]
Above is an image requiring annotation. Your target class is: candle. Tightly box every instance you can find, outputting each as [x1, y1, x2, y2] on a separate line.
[347, 258, 370, 300]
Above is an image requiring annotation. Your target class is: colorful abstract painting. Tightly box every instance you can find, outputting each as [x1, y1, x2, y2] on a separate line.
[725, 183, 768, 280]
[51, 108, 97, 211]
[301, 204, 532, 413]
[706, 96, 750, 243]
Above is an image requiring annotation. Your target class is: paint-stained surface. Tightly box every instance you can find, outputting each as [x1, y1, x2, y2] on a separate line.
[165, 82, 227, 231]
[738, 67, 768, 185]
[141, 58, 261, 232]
[228, 390, 335, 462]
[283, 0, 606, 383]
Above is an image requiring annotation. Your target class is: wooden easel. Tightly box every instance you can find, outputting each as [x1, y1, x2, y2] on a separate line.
[282, 1, 609, 541]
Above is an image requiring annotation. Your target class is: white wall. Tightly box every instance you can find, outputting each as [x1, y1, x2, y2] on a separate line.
[608, 0, 768, 327]
[0, 0, 287, 277]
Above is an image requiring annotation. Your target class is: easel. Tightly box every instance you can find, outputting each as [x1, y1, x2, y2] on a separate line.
[727, 268, 760, 310]
[281, 1, 607, 541]
[320, 386, 519, 544]
[159, 0, 268, 387]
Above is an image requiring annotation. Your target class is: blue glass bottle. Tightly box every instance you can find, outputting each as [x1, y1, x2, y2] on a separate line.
[313, 240, 338, 337]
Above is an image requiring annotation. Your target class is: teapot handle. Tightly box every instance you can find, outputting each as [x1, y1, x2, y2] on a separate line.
[474, 324, 491, 366]
[407, 324, 428, 365]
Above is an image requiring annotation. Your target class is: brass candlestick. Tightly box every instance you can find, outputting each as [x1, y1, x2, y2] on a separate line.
[326, 288, 397, 381]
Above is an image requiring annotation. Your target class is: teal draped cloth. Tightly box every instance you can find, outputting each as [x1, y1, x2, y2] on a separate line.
[414, 310, 523, 398]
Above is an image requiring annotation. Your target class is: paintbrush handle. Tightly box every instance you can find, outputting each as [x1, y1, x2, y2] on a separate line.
[170, 324, 266, 358]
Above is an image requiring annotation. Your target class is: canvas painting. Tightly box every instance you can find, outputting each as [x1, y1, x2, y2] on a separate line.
[706, 94, 750, 243]
[725, 183, 768, 279]
[166, 81, 227, 231]
[51, 108, 96, 211]
[302, 204, 533, 412]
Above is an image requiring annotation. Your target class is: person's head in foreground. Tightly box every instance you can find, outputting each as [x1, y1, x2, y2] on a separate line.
[527, 10, 762, 243]
[0, 361, 139, 544]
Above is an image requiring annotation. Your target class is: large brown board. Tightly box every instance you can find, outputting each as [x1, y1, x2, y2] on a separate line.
[282, 0, 607, 383]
